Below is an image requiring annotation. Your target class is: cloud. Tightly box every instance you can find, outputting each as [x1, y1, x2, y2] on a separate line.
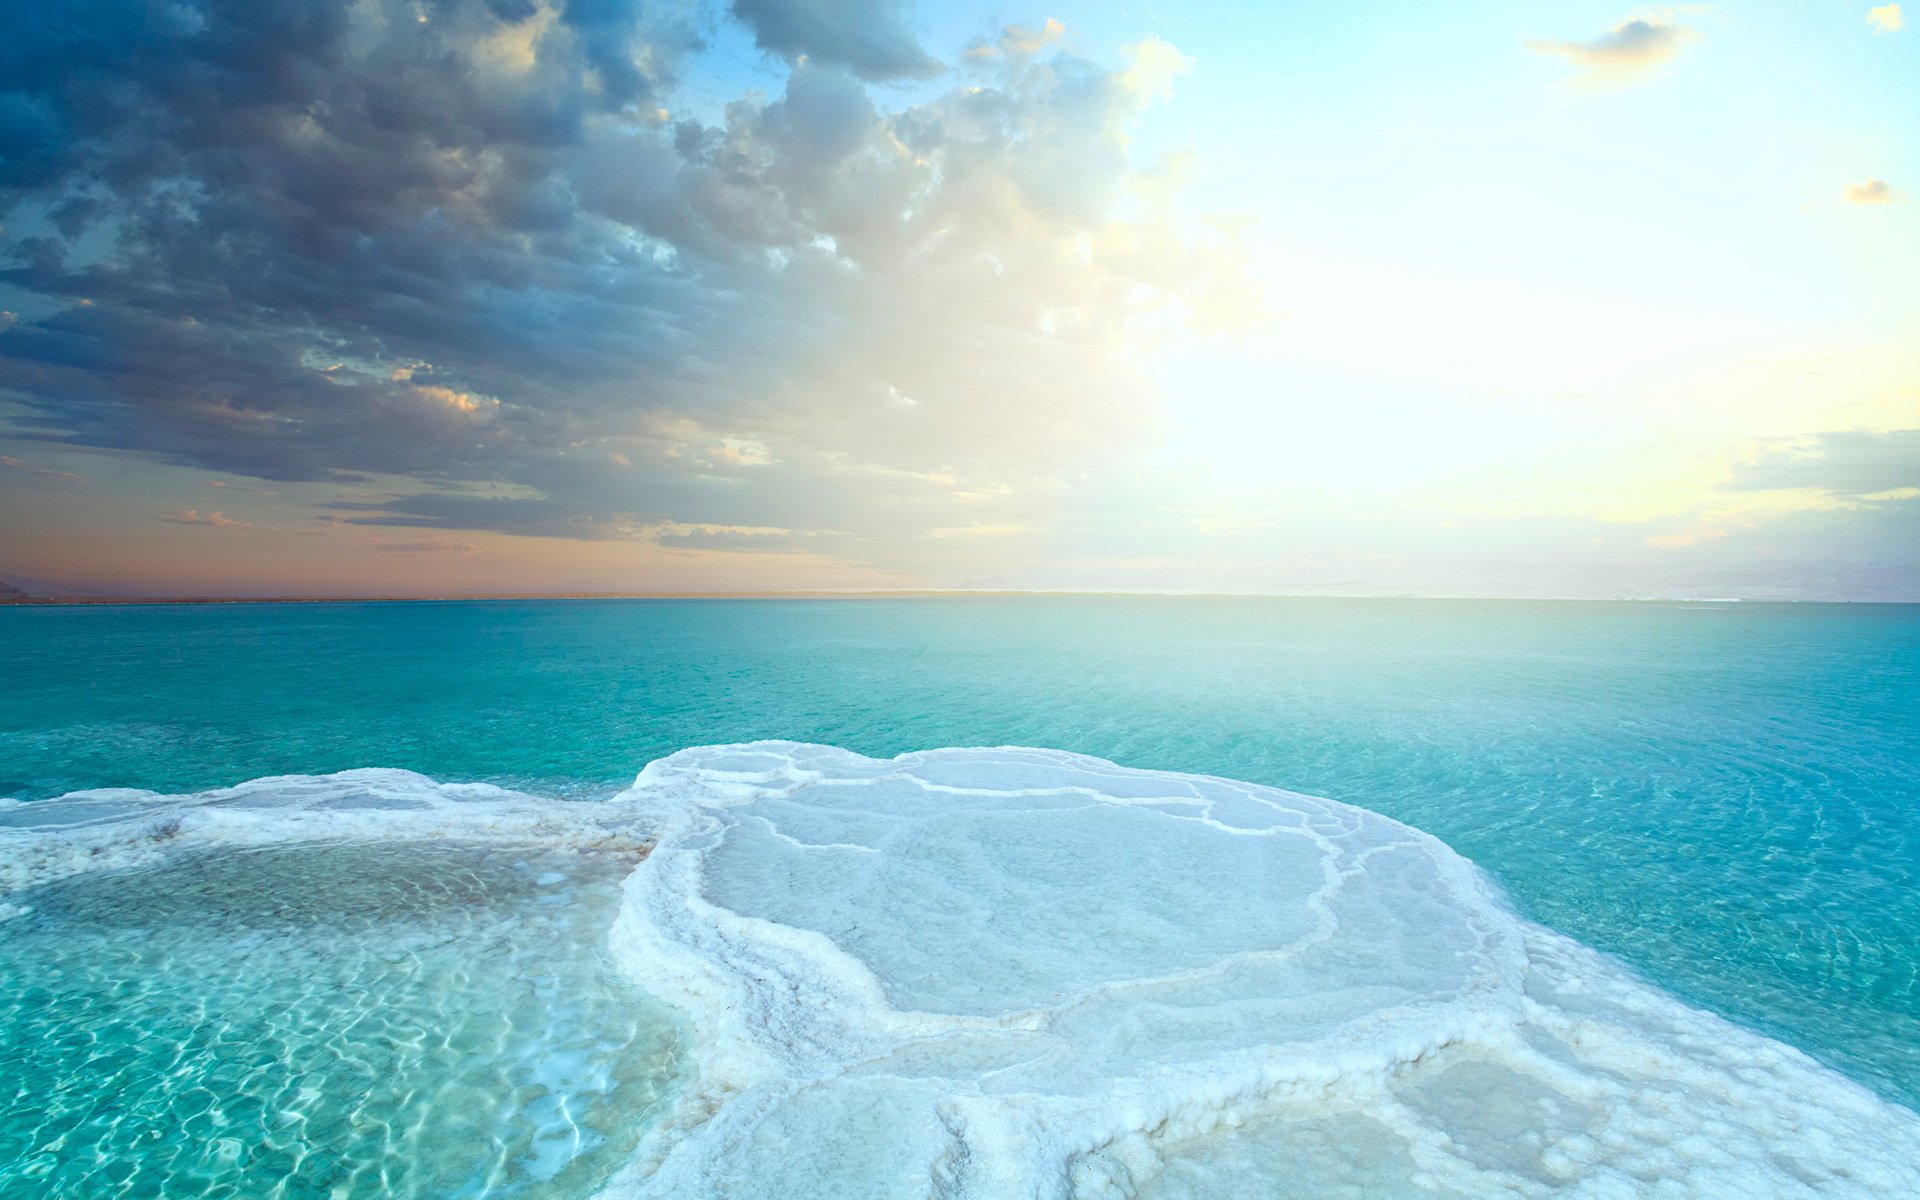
[1629, 498, 1920, 600]
[372, 540, 483, 553]
[1867, 4, 1904, 34]
[651, 524, 819, 552]
[730, 0, 939, 80]
[966, 19, 1066, 61]
[925, 522, 1032, 539]
[1121, 37, 1193, 102]
[0, 453, 84, 480]
[164, 509, 248, 527]
[1644, 528, 1729, 550]
[1526, 14, 1697, 89]
[1844, 179, 1904, 204]
[0, 0, 1252, 563]
[1723, 429, 1920, 497]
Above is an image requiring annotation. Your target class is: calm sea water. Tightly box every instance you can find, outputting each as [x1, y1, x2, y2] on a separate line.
[0, 841, 680, 1199]
[3, 597, 1916, 1111]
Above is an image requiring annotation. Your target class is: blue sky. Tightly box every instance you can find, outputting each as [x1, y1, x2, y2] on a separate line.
[1, 0, 1915, 597]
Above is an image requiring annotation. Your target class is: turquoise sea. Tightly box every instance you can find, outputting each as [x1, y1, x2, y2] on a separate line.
[2, 597, 1917, 1195]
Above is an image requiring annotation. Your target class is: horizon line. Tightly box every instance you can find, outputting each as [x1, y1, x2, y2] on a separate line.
[3, 590, 1915, 607]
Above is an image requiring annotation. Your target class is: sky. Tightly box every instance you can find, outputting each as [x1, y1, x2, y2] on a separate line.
[0, 0, 1915, 599]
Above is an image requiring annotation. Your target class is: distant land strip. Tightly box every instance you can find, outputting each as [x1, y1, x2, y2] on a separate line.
[1, 591, 1901, 607]
[0, 590, 1234, 605]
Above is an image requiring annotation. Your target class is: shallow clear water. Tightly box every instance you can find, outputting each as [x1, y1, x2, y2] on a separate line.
[0, 840, 681, 1199]
[0, 596, 1915, 1117]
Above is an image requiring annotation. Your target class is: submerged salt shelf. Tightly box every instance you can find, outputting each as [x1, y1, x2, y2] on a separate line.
[4, 745, 1920, 1198]
[0, 789, 682, 1199]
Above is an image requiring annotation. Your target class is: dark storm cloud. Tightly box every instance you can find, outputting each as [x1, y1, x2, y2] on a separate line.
[0, 0, 725, 480]
[0, 1, 1245, 550]
[1726, 429, 1920, 498]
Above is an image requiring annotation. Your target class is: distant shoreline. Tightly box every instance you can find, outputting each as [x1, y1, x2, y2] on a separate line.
[0, 591, 979, 606]
[1, 592, 1911, 607]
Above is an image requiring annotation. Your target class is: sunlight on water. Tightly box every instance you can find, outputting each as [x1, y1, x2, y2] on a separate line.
[0, 841, 682, 1199]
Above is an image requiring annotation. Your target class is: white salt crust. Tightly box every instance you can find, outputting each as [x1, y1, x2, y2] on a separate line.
[600, 744, 1920, 1199]
[0, 769, 651, 900]
[7, 744, 1919, 1198]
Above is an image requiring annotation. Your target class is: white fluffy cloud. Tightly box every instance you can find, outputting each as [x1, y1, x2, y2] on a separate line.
[1526, 14, 1698, 89]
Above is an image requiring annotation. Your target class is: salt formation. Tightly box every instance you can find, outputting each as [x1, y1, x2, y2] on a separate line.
[605, 743, 1920, 1199]
[6, 745, 1920, 1197]
[0, 768, 650, 898]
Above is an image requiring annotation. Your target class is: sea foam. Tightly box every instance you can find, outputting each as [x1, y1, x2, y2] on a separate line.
[5, 743, 1919, 1197]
